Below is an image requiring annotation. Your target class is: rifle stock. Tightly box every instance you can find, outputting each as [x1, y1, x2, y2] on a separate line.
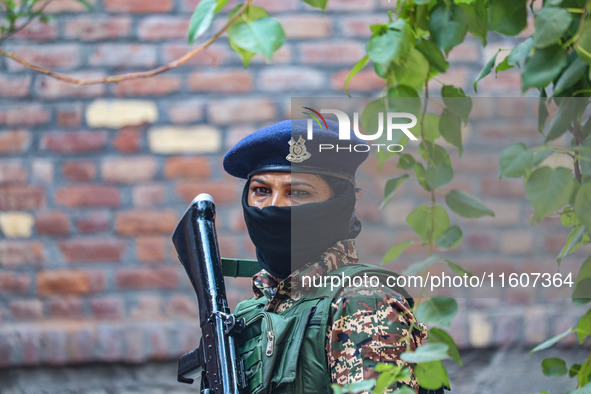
[172, 193, 246, 394]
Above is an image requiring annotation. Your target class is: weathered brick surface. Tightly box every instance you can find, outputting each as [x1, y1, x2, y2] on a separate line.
[115, 267, 179, 290]
[55, 185, 120, 208]
[115, 211, 177, 236]
[37, 270, 94, 296]
[41, 132, 107, 154]
[0, 185, 46, 210]
[101, 157, 158, 183]
[104, 0, 174, 14]
[0, 241, 44, 267]
[59, 238, 126, 263]
[0, 130, 31, 154]
[61, 161, 97, 182]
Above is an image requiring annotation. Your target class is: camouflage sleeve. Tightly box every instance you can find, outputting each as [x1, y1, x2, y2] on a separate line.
[325, 287, 427, 393]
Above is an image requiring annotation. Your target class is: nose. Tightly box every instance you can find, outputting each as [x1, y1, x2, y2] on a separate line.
[269, 191, 290, 207]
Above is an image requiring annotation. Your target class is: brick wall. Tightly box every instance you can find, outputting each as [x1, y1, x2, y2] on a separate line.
[0, 0, 586, 367]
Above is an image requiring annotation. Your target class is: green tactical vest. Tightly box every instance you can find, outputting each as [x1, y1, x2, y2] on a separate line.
[233, 263, 414, 394]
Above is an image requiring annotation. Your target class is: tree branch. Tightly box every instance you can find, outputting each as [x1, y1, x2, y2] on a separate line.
[0, 0, 55, 45]
[0, 0, 251, 85]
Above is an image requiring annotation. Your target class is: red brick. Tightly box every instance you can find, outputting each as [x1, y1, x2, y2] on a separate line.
[326, 0, 376, 10]
[167, 294, 197, 317]
[0, 162, 27, 185]
[89, 44, 157, 68]
[41, 131, 107, 154]
[115, 267, 179, 290]
[164, 157, 211, 179]
[447, 41, 482, 63]
[188, 70, 253, 93]
[112, 75, 182, 97]
[207, 98, 276, 125]
[91, 297, 123, 319]
[497, 98, 537, 119]
[162, 43, 232, 67]
[0, 241, 44, 266]
[64, 16, 132, 41]
[340, 15, 385, 37]
[0, 130, 31, 153]
[481, 177, 526, 198]
[42, 0, 96, 13]
[0, 105, 50, 126]
[56, 106, 83, 128]
[132, 184, 166, 207]
[451, 152, 499, 173]
[0, 75, 31, 98]
[299, 41, 366, 64]
[138, 16, 189, 41]
[55, 185, 120, 208]
[258, 67, 325, 91]
[37, 270, 94, 295]
[464, 232, 497, 251]
[478, 70, 522, 95]
[113, 127, 142, 153]
[0, 272, 31, 293]
[130, 295, 162, 319]
[76, 212, 111, 234]
[36, 73, 105, 99]
[48, 298, 84, 319]
[59, 238, 126, 263]
[104, 0, 174, 13]
[101, 157, 158, 183]
[137, 236, 166, 263]
[277, 16, 332, 39]
[12, 20, 57, 41]
[5, 45, 80, 71]
[167, 99, 204, 124]
[11, 299, 43, 321]
[61, 161, 96, 182]
[115, 210, 178, 236]
[35, 211, 71, 236]
[331, 69, 386, 92]
[544, 233, 568, 254]
[176, 182, 238, 205]
[0, 185, 45, 210]
[428, 66, 469, 91]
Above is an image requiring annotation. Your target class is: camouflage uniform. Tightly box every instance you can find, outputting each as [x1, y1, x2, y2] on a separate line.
[251, 239, 427, 393]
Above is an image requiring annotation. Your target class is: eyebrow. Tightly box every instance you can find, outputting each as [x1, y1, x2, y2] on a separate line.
[250, 178, 315, 188]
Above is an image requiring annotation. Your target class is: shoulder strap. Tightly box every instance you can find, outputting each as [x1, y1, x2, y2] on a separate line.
[221, 258, 261, 278]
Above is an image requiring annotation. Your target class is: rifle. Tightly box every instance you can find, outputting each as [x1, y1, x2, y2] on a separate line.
[172, 193, 247, 394]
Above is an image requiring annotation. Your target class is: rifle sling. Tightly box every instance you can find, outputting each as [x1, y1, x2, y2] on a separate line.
[221, 258, 261, 278]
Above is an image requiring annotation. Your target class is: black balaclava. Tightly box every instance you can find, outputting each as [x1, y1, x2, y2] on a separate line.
[242, 177, 357, 279]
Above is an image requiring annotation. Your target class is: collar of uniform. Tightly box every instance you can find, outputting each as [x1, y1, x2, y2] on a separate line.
[251, 239, 359, 304]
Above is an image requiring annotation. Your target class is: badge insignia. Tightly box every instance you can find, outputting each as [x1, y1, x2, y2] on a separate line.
[286, 136, 311, 163]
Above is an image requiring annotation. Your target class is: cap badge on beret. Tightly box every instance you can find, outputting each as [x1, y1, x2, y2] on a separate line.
[286, 136, 311, 163]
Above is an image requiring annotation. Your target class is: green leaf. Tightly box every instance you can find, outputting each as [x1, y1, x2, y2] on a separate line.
[495, 56, 513, 73]
[415, 39, 449, 74]
[575, 309, 591, 344]
[380, 175, 410, 210]
[401, 343, 450, 363]
[397, 154, 415, 170]
[436, 225, 463, 250]
[554, 57, 587, 96]
[392, 387, 415, 394]
[415, 113, 440, 142]
[228, 18, 285, 60]
[425, 162, 454, 189]
[508, 37, 534, 67]
[576, 19, 591, 66]
[344, 56, 370, 97]
[525, 167, 575, 222]
[445, 189, 495, 218]
[542, 357, 568, 377]
[533, 7, 572, 48]
[302, 0, 328, 11]
[522, 45, 568, 91]
[445, 259, 474, 277]
[442, 85, 471, 124]
[488, 0, 527, 36]
[373, 365, 410, 394]
[229, 39, 256, 67]
[188, 0, 217, 44]
[533, 148, 553, 166]
[215, 0, 229, 13]
[392, 49, 430, 91]
[417, 297, 458, 328]
[439, 110, 463, 156]
[367, 29, 404, 66]
[458, 0, 488, 44]
[383, 241, 414, 264]
[570, 364, 581, 378]
[557, 225, 586, 265]
[415, 361, 449, 391]
[561, 207, 581, 226]
[538, 91, 549, 132]
[75, 0, 93, 11]
[574, 182, 591, 231]
[531, 328, 573, 352]
[474, 50, 498, 92]
[544, 98, 588, 142]
[418, 141, 452, 166]
[335, 379, 376, 393]
[574, 257, 591, 305]
[387, 85, 422, 114]
[402, 255, 440, 276]
[429, 327, 462, 365]
[429, 4, 468, 55]
[499, 143, 534, 178]
[407, 205, 450, 242]
[414, 162, 431, 191]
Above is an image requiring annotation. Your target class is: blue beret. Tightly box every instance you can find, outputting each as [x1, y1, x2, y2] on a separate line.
[223, 119, 369, 183]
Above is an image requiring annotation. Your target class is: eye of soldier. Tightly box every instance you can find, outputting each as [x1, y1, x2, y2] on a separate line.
[252, 186, 271, 196]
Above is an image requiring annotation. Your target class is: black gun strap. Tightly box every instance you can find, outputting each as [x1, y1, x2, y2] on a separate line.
[221, 258, 261, 278]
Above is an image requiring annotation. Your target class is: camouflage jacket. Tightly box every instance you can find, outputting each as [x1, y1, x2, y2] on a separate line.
[251, 240, 427, 392]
